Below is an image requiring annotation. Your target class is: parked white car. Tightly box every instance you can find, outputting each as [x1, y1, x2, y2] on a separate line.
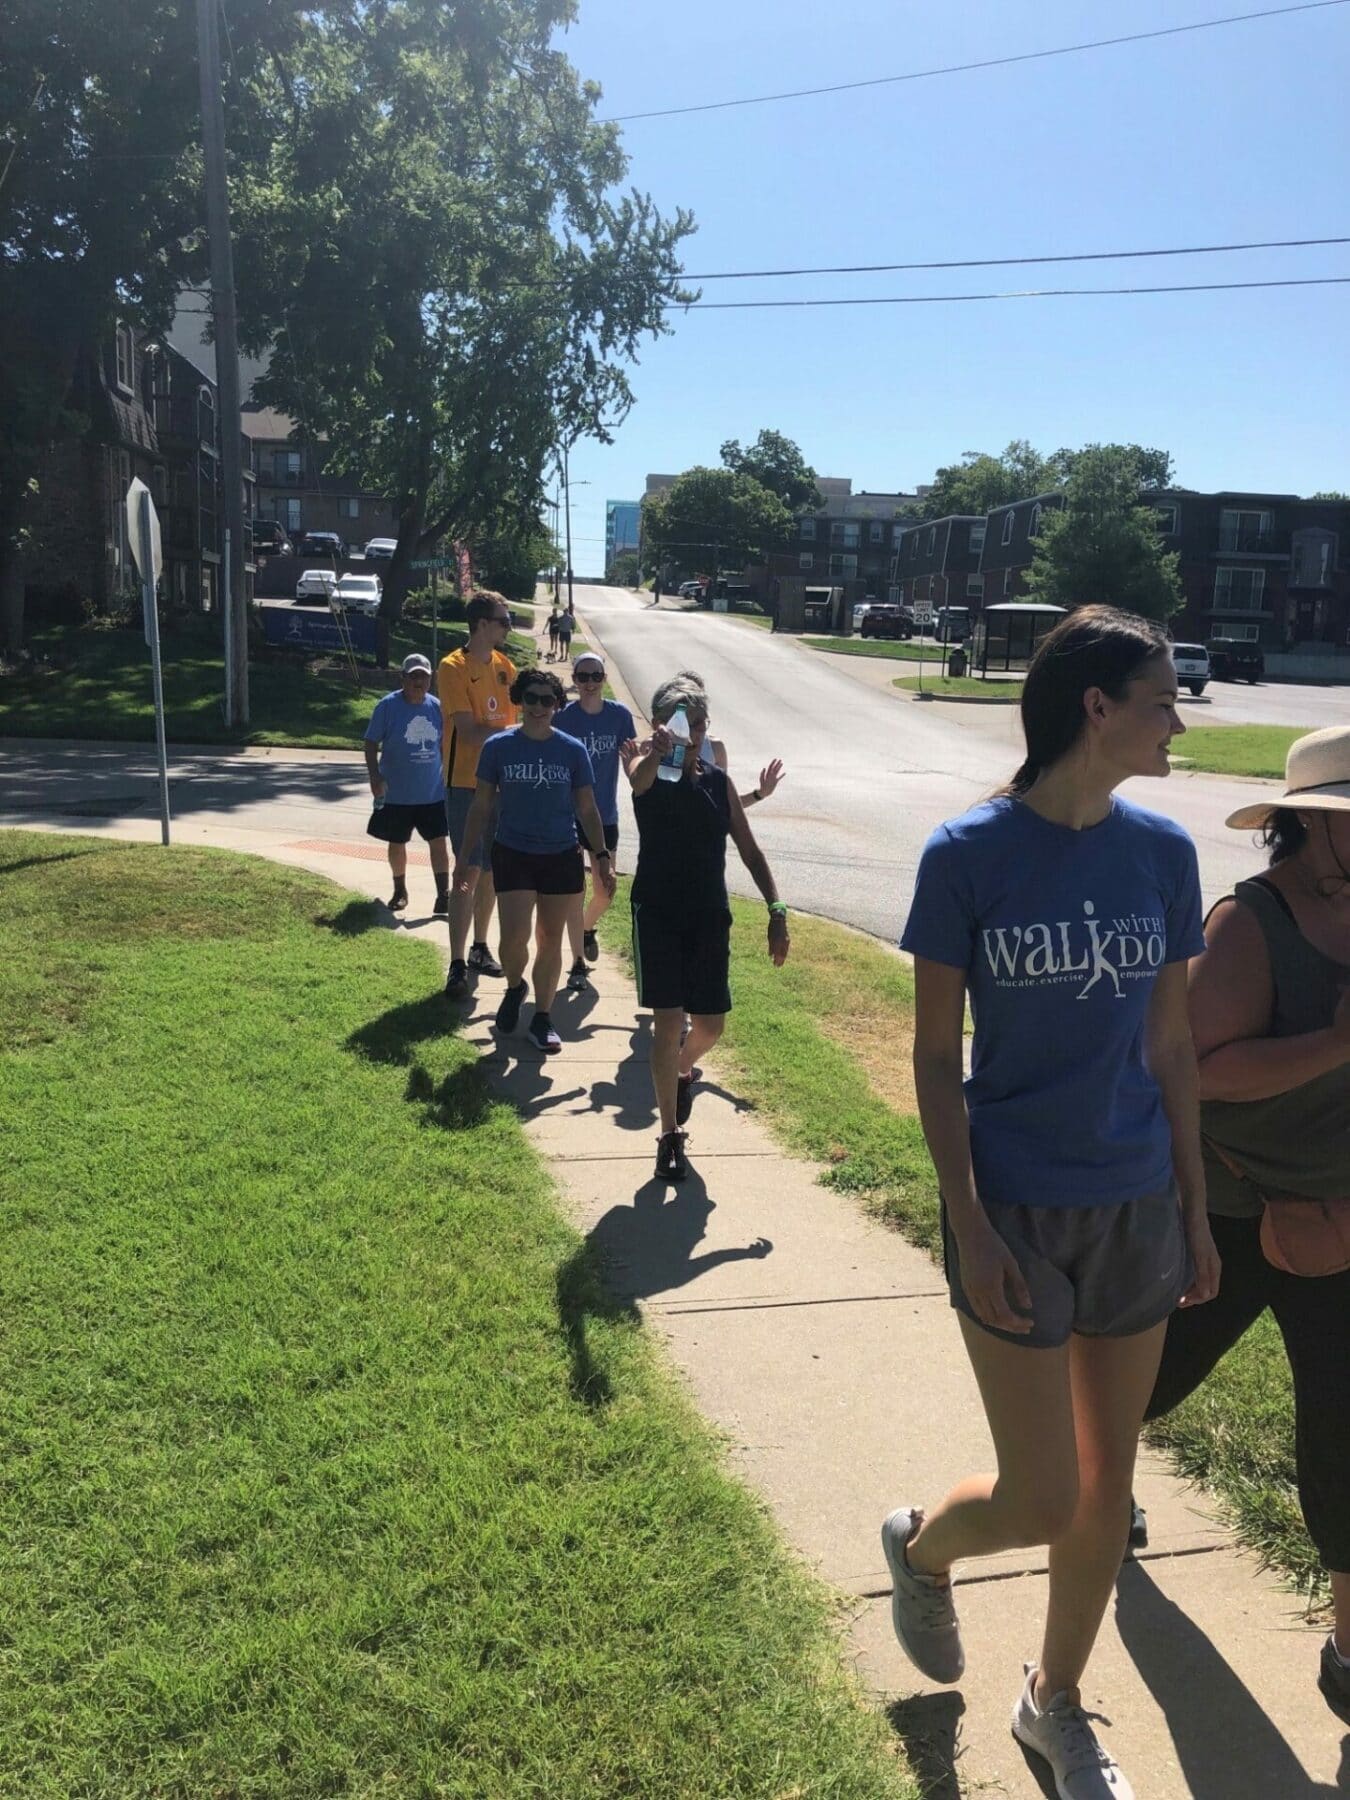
[362, 538, 397, 561]
[1171, 642, 1211, 696]
[294, 568, 338, 604]
[335, 573, 383, 616]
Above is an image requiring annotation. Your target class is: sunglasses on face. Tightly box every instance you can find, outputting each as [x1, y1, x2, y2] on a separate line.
[522, 691, 557, 707]
[574, 670, 604, 683]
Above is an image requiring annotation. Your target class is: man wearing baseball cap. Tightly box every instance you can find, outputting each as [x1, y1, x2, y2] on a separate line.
[362, 653, 450, 915]
[556, 650, 636, 989]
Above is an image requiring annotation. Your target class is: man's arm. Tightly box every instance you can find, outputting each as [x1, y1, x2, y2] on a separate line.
[363, 740, 385, 796]
[452, 777, 497, 886]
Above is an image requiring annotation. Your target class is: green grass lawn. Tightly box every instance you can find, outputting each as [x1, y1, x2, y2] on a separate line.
[0, 832, 916, 1799]
[893, 674, 1021, 700]
[1174, 724, 1304, 780]
[801, 636, 949, 663]
[598, 884, 1319, 1601]
[0, 615, 536, 751]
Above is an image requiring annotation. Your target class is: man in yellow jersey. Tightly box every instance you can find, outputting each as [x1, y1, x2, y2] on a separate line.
[438, 591, 519, 998]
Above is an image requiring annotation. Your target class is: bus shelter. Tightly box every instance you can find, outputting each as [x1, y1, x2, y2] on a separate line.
[974, 601, 1066, 674]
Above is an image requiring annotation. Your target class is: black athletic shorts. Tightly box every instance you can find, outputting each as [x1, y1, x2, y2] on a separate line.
[631, 900, 732, 1016]
[366, 799, 448, 845]
[577, 820, 619, 857]
[491, 841, 585, 896]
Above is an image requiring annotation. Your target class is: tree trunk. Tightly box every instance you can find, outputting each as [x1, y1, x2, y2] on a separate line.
[376, 489, 428, 667]
[0, 468, 35, 654]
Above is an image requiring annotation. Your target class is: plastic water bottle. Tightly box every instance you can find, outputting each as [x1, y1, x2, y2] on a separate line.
[656, 707, 690, 783]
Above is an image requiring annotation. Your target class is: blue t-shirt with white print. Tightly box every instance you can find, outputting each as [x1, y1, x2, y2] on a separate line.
[476, 726, 596, 855]
[900, 794, 1205, 1209]
[555, 699, 635, 827]
[364, 691, 446, 806]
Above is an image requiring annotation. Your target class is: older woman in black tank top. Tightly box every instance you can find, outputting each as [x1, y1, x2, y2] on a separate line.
[1143, 726, 1350, 1722]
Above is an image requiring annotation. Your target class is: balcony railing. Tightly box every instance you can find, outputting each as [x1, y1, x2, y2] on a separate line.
[1211, 526, 1289, 555]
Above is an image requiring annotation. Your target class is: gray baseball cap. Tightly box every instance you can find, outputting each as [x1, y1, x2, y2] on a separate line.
[401, 653, 433, 676]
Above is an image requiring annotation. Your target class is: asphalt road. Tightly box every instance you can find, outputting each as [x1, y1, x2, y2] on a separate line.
[577, 585, 1330, 938]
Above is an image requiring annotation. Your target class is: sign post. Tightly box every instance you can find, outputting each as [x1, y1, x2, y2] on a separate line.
[125, 478, 171, 844]
[911, 597, 934, 696]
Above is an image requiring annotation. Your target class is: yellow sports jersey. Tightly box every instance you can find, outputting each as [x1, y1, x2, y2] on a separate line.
[436, 647, 518, 787]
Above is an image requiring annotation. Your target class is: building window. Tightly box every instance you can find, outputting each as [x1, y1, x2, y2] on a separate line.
[831, 521, 860, 549]
[1291, 532, 1335, 587]
[273, 450, 301, 484]
[828, 553, 858, 579]
[114, 326, 134, 393]
[967, 574, 983, 599]
[1219, 508, 1272, 553]
[800, 517, 816, 541]
[1003, 567, 1014, 597]
[1213, 566, 1266, 611]
[893, 521, 907, 544]
[1220, 622, 1261, 642]
[926, 526, 937, 554]
[1000, 511, 1015, 546]
[282, 498, 301, 532]
[799, 552, 813, 570]
[869, 520, 884, 544]
[1028, 503, 1042, 539]
[909, 534, 918, 559]
[340, 497, 360, 519]
[1154, 503, 1178, 534]
[968, 521, 986, 554]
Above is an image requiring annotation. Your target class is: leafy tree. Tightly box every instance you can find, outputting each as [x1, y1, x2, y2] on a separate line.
[472, 511, 555, 604]
[232, 0, 694, 655]
[1310, 490, 1350, 500]
[606, 549, 640, 587]
[1023, 445, 1182, 622]
[0, 0, 282, 649]
[918, 439, 1173, 520]
[641, 467, 792, 577]
[720, 429, 821, 514]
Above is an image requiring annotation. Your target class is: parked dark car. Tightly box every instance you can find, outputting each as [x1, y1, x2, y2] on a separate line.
[1206, 637, 1264, 683]
[860, 604, 914, 640]
[296, 530, 345, 559]
[250, 519, 292, 557]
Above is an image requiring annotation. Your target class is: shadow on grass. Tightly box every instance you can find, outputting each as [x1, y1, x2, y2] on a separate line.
[317, 899, 384, 937]
[556, 1171, 775, 1408]
[885, 1691, 965, 1800]
[346, 992, 461, 1063]
[405, 1061, 495, 1131]
[1115, 1559, 1347, 1798]
[0, 848, 93, 877]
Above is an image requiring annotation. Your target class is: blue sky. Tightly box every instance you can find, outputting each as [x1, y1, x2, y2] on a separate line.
[554, 0, 1349, 571]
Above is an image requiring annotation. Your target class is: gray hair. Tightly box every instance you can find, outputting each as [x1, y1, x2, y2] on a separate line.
[650, 675, 708, 724]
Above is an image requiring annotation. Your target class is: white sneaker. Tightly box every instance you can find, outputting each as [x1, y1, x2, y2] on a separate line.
[880, 1506, 964, 1683]
[1011, 1666, 1134, 1800]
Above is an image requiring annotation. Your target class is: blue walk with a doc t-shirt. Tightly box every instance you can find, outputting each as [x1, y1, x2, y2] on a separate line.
[476, 727, 596, 854]
[900, 794, 1205, 1210]
[364, 691, 446, 805]
[555, 699, 635, 826]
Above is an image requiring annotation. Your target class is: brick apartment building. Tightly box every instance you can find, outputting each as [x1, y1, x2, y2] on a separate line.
[23, 326, 255, 619]
[244, 407, 397, 550]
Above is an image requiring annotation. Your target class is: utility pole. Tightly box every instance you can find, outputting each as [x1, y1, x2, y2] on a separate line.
[562, 443, 575, 614]
[195, 0, 249, 725]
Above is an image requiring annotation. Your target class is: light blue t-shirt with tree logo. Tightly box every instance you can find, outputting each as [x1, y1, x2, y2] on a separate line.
[900, 794, 1205, 1209]
[364, 691, 446, 806]
[476, 726, 596, 855]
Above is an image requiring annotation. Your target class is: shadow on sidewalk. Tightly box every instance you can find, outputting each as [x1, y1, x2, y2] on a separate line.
[885, 1690, 965, 1800]
[556, 1172, 774, 1408]
[1115, 1559, 1348, 1797]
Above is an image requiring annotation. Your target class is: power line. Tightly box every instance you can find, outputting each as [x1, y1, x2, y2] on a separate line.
[681, 234, 1350, 282]
[685, 274, 1350, 310]
[603, 0, 1350, 122]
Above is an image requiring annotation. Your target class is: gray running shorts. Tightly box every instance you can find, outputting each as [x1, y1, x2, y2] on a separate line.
[445, 786, 495, 871]
[941, 1185, 1191, 1349]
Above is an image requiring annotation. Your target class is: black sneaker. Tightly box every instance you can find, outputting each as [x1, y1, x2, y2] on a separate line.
[655, 1129, 689, 1182]
[468, 941, 503, 978]
[444, 958, 469, 999]
[583, 928, 600, 964]
[1320, 1635, 1350, 1725]
[389, 889, 409, 913]
[566, 959, 590, 993]
[1127, 1498, 1149, 1552]
[494, 979, 528, 1033]
[676, 1072, 696, 1126]
[528, 1011, 562, 1055]
[432, 891, 449, 916]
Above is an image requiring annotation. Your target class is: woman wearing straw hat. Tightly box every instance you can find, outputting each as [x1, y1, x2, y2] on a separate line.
[1143, 724, 1350, 1723]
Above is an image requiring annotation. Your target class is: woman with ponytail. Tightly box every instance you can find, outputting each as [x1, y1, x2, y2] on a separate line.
[884, 605, 1220, 1800]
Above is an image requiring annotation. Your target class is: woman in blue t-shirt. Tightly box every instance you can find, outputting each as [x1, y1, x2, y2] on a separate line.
[885, 606, 1220, 1800]
[453, 667, 614, 1056]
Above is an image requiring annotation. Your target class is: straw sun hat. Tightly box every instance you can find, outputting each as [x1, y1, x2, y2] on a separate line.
[1226, 725, 1350, 831]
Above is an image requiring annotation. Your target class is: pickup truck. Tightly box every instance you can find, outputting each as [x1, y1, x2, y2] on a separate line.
[1206, 638, 1264, 683]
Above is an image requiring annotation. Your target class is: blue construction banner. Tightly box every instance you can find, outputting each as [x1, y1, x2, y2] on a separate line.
[261, 605, 379, 657]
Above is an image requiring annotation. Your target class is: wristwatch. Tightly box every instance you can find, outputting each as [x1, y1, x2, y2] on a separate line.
[594, 849, 611, 861]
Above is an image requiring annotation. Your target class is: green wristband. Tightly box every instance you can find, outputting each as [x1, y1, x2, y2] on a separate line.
[768, 901, 788, 916]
